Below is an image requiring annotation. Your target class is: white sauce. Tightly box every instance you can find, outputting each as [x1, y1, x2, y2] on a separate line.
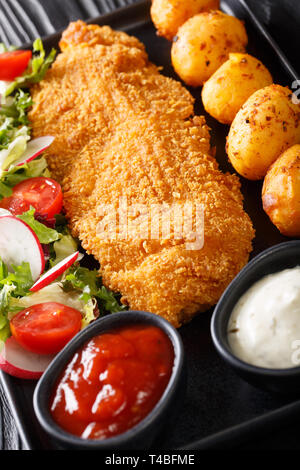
[228, 267, 300, 369]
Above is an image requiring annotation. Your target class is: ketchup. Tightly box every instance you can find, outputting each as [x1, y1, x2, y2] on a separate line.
[50, 324, 174, 440]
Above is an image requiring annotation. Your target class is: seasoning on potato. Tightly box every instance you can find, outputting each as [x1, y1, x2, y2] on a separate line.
[171, 10, 248, 87]
[262, 144, 300, 237]
[202, 53, 273, 125]
[227, 84, 300, 180]
[150, 0, 220, 40]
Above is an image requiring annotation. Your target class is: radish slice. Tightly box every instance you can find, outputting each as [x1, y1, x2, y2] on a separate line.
[0, 337, 54, 379]
[0, 216, 45, 281]
[0, 208, 11, 217]
[13, 136, 54, 167]
[30, 251, 79, 292]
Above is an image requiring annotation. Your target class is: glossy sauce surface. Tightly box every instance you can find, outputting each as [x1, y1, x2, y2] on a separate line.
[50, 324, 174, 440]
[228, 267, 300, 368]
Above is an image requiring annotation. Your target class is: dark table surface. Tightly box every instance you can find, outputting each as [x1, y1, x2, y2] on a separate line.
[0, 0, 300, 451]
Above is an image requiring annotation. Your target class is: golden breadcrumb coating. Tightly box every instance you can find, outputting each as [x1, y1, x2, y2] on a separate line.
[29, 21, 254, 327]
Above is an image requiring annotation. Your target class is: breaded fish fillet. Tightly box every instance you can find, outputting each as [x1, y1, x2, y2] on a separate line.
[29, 21, 254, 327]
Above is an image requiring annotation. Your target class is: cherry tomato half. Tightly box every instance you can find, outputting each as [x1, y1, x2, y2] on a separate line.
[10, 302, 82, 355]
[0, 177, 63, 218]
[0, 50, 32, 81]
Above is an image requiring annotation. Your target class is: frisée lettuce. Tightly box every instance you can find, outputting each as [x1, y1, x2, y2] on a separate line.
[62, 266, 126, 313]
[0, 39, 56, 173]
[8, 282, 98, 330]
[0, 91, 32, 168]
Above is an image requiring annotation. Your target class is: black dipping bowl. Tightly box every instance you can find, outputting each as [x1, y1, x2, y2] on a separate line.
[211, 241, 300, 395]
[33, 311, 186, 450]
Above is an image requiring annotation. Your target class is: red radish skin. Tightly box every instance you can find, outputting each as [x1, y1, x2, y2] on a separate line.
[0, 216, 45, 281]
[30, 252, 79, 292]
[13, 136, 55, 167]
[0, 337, 54, 379]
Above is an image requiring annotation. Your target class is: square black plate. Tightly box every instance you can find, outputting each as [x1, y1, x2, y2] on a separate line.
[1, 0, 300, 450]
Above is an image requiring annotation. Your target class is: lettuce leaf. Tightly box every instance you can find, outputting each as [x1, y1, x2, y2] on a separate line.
[54, 213, 69, 235]
[0, 262, 33, 296]
[0, 260, 34, 341]
[0, 284, 15, 342]
[0, 181, 13, 198]
[0, 135, 28, 170]
[51, 234, 78, 266]
[0, 156, 49, 199]
[0, 116, 30, 152]
[0, 259, 8, 281]
[62, 266, 100, 300]
[0, 90, 32, 156]
[0, 89, 33, 126]
[81, 297, 98, 329]
[0, 43, 16, 53]
[96, 286, 125, 314]
[0, 321, 11, 344]
[62, 266, 126, 314]
[17, 207, 61, 244]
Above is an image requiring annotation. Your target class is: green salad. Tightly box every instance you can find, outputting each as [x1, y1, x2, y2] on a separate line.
[0, 39, 125, 359]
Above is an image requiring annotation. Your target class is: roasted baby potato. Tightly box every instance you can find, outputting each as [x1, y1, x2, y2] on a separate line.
[202, 53, 273, 124]
[262, 144, 300, 236]
[227, 84, 300, 180]
[171, 11, 248, 87]
[150, 0, 220, 40]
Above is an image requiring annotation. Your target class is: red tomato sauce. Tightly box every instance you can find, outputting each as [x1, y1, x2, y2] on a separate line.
[50, 324, 174, 440]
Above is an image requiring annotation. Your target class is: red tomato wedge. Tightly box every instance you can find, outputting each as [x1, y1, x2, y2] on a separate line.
[0, 177, 63, 218]
[10, 302, 82, 355]
[0, 50, 32, 81]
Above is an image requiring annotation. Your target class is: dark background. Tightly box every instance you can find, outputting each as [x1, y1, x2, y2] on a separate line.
[247, 0, 300, 74]
[0, 0, 300, 450]
[0, 0, 299, 76]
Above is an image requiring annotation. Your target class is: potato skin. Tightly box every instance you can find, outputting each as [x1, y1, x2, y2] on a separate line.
[262, 145, 300, 236]
[171, 11, 248, 87]
[227, 84, 300, 180]
[202, 53, 273, 124]
[150, 0, 220, 40]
